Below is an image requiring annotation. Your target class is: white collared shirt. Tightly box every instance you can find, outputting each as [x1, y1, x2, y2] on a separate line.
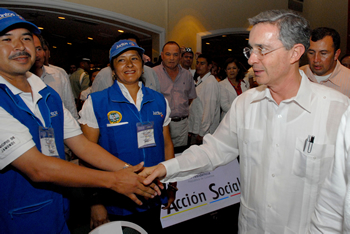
[189, 72, 220, 136]
[41, 65, 79, 120]
[162, 70, 350, 233]
[0, 73, 81, 170]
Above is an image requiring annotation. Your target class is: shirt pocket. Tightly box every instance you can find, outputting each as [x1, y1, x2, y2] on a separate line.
[239, 200, 259, 232]
[292, 137, 334, 184]
[238, 128, 264, 166]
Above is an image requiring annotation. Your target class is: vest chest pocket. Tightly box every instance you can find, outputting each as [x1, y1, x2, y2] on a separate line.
[292, 137, 334, 184]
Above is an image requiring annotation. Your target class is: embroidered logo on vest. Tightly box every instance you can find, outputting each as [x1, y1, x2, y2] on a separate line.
[108, 111, 122, 124]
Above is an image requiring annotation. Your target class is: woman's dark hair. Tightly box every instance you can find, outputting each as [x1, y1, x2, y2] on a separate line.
[224, 57, 245, 82]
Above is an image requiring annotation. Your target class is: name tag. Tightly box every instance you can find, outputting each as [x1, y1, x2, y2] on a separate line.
[136, 122, 156, 148]
[39, 126, 59, 157]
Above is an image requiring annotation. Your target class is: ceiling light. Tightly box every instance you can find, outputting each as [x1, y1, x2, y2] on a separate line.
[53, 46, 57, 49]
[58, 17, 65, 20]
[67, 42, 72, 45]
[88, 37, 93, 40]
[118, 30, 124, 33]
[228, 49, 232, 51]
[206, 42, 210, 45]
[222, 35, 227, 37]
[38, 27, 44, 30]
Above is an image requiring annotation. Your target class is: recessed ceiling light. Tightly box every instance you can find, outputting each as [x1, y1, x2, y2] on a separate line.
[228, 49, 232, 51]
[118, 30, 124, 33]
[53, 46, 57, 49]
[67, 42, 72, 45]
[38, 27, 44, 30]
[58, 17, 65, 20]
[88, 37, 93, 40]
[206, 42, 210, 45]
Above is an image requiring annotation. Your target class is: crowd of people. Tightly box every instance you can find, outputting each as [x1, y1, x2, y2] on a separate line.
[3, 6, 350, 234]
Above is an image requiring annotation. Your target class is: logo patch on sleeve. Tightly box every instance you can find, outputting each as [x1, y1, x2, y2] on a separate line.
[0, 136, 20, 157]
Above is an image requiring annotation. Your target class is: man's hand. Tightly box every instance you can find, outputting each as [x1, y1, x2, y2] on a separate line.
[111, 162, 160, 205]
[140, 164, 167, 188]
[90, 204, 109, 229]
[196, 135, 203, 145]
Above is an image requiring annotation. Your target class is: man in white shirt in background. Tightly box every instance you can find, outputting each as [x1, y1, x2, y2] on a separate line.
[188, 53, 220, 145]
[141, 9, 350, 233]
[300, 27, 350, 97]
[30, 34, 78, 120]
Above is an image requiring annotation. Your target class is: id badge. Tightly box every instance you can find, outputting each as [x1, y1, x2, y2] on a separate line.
[39, 126, 59, 157]
[136, 122, 156, 148]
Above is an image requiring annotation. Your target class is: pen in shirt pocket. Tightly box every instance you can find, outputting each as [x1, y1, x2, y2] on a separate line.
[303, 135, 315, 153]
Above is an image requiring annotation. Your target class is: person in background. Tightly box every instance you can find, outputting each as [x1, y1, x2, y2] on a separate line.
[188, 54, 220, 145]
[153, 41, 197, 148]
[300, 27, 350, 97]
[80, 68, 100, 102]
[219, 57, 248, 120]
[341, 54, 350, 69]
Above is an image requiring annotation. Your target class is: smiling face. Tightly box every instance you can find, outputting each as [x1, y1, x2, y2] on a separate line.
[0, 28, 35, 79]
[112, 49, 143, 85]
[247, 23, 291, 87]
[307, 35, 340, 76]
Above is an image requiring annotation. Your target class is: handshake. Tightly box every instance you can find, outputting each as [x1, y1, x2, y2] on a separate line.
[114, 162, 168, 206]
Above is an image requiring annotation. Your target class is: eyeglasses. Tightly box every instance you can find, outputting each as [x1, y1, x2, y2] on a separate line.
[243, 46, 285, 60]
[184, 47, 192, 52]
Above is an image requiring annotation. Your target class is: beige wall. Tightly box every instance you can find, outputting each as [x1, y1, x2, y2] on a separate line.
[302, 0, 348, 57]
[59, 0, 349, 56]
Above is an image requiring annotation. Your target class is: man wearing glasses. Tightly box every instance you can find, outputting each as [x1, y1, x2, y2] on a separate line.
[141, 10, 350, 233]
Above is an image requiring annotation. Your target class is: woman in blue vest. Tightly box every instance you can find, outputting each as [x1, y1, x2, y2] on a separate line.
[79, 40, 176, 233]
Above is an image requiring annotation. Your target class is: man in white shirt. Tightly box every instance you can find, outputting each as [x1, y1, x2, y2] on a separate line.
[0, 8, 160, 233]
[141, 9, 350, 233]
[300, 27, 350, 97]
[30, 34, 78, 120]
[188, 53, 220, 145]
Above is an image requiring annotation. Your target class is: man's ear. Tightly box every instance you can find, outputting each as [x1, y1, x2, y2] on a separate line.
[290, 43, 305, 64]
[334, 49, 341, 61]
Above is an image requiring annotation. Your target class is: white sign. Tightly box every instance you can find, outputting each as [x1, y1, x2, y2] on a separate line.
[161, 159, 241, 228]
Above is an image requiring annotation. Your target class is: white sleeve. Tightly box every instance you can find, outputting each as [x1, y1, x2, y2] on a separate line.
[162, 101, 240, 183]
[0, 106, 36, 170]
[219, 81, 232, 113]
[78, 96, 99, 128]
[63, 104, 82, 139]
[309, 108, 350, 233]
[163, 98, 171, 127]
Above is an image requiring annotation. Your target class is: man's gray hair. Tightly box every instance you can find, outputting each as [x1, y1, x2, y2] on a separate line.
[248, 9, 311, 51]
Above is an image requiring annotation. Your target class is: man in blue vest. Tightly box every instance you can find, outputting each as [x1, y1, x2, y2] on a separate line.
[0, 8, 160, 233]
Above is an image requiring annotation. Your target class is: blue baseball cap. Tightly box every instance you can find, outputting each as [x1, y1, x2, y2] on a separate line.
[109, 40, 145, 63]
[0, 8, 40, 34]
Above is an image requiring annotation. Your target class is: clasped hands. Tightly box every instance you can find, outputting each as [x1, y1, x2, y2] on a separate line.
[115, 162, 168, 206]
